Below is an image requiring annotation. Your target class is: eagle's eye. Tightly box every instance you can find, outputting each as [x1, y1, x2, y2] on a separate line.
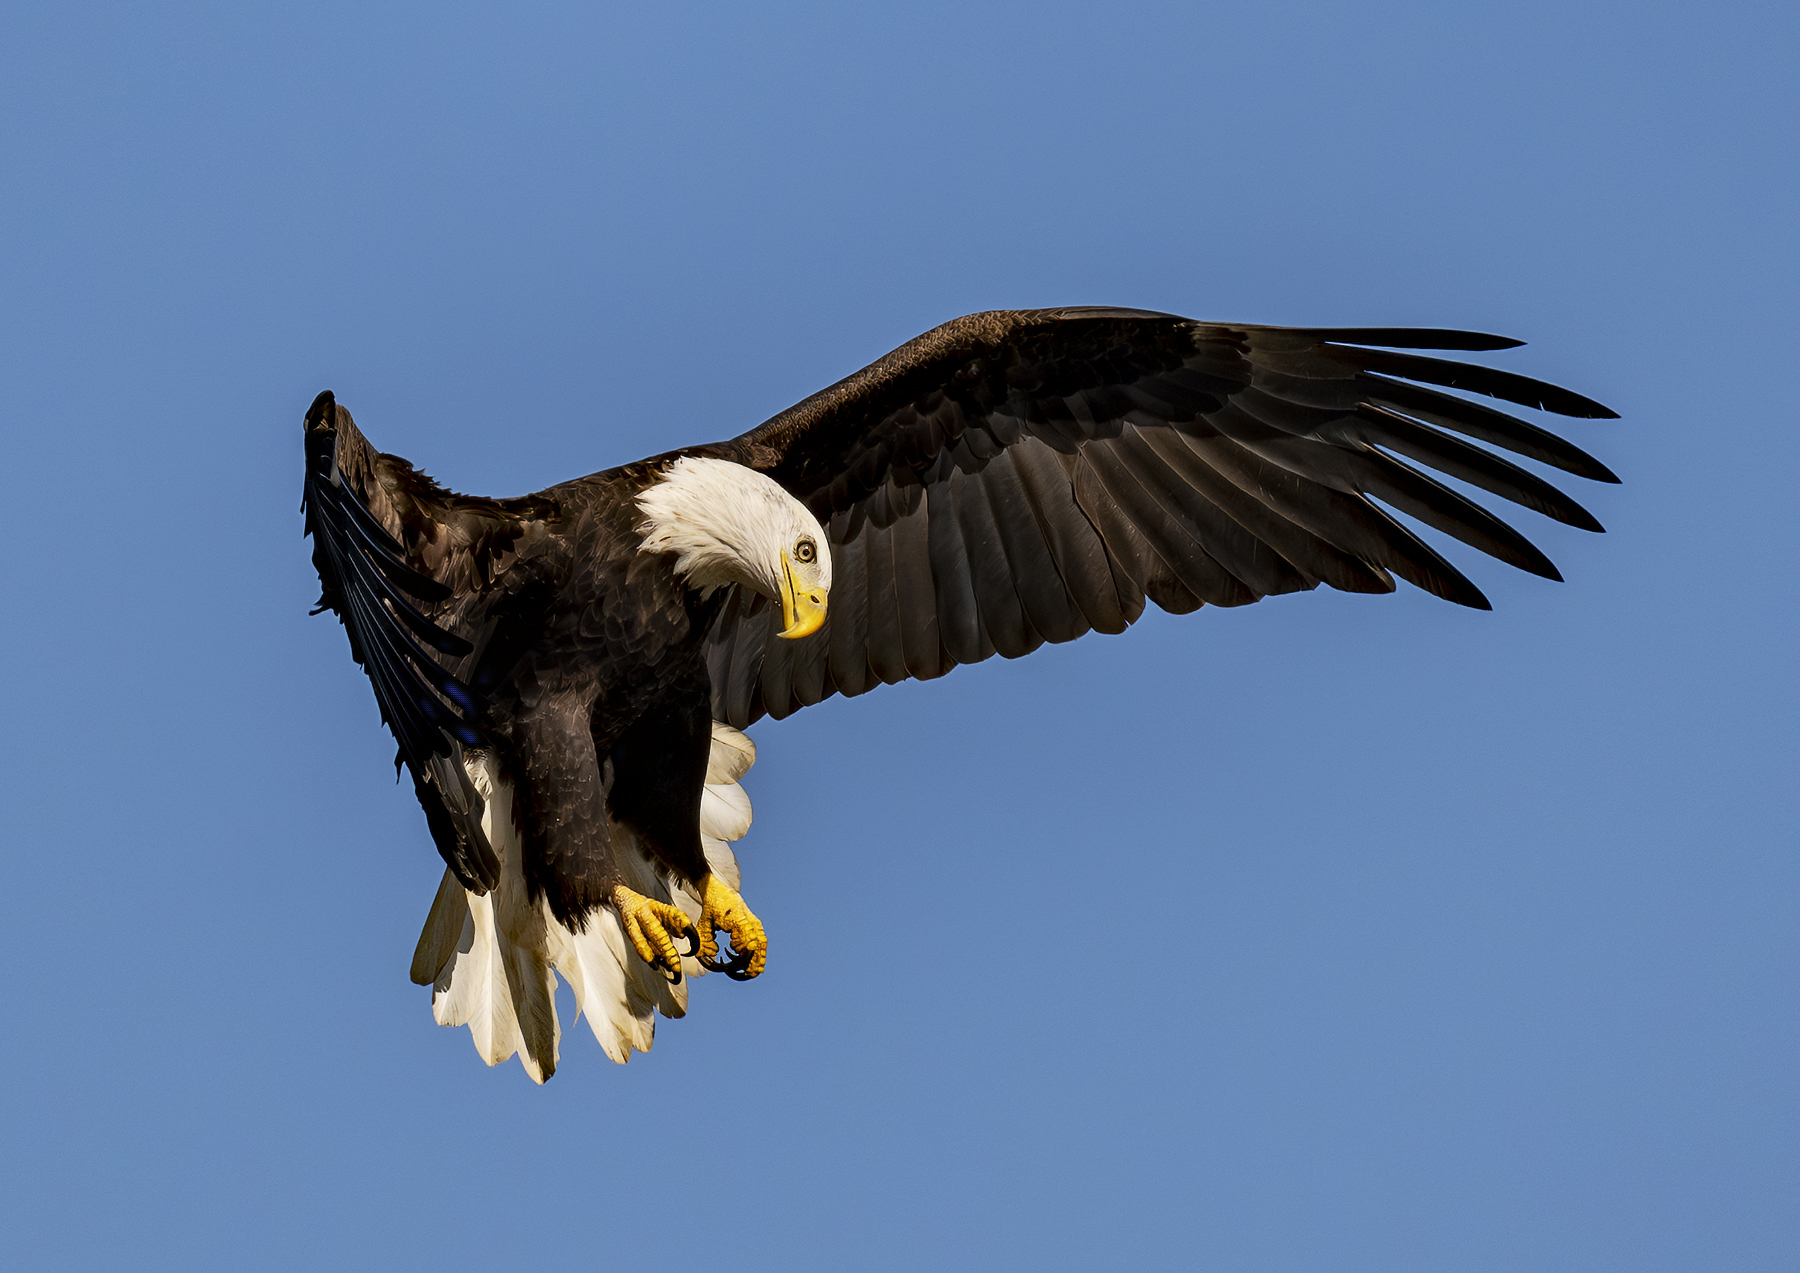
[794, 538, 817, 564]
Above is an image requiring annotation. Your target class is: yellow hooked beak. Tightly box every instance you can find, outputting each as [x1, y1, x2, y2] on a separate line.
[777, 551, 828, 640]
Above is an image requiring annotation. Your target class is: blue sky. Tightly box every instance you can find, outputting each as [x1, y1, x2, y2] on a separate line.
[2, 1, 1795, 1268]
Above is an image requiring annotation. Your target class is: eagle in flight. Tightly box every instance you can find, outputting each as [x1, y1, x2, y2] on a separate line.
[303, 308, 1616, 1082]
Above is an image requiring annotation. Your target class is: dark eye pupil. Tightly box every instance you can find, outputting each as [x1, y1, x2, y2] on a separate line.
[797, 542, 815, 562]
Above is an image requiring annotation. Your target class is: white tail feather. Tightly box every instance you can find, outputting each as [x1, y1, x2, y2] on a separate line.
[410, 724, 760, 1078]
[543, 910, 640, 1063]
[427, 889, 525, 1069]
[416, 752, 559, 1082]
[411, 868, 470, 986]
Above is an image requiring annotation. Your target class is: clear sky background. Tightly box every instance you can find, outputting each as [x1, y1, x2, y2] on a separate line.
[2, 2, 1795, 1269]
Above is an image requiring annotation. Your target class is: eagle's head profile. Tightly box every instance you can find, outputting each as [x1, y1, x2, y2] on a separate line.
[636, 455, 831, 638]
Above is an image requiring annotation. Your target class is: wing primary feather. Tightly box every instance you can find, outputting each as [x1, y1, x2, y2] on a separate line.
[1328, 347, 1618, 418]
[305, 457, 484, 761]
[319, 492, 476, 659]
[1357, 375, 1621, 483]
[1194, 420, 1564, 583]
[1079, 439, 1257, 607]
[340, 583, 477, 750]
[1291, 327, 1524, 352]
[1217, 380, 1604, 535]
[1347, 405, 1604, 532]
[1190, 400, 1564, 584]
[1141, 428, 1390, 595]
[315, 472, 455, 603]
[1110, 426, 1312, 598]
[1177, 427, 1486, 607]
[341, 581, 480, 730]
[1341, 447, 1564, 581]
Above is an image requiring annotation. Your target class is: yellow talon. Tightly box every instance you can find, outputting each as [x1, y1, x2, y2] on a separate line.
[697, 873, 767, 979]
[611, 885, 697, 980]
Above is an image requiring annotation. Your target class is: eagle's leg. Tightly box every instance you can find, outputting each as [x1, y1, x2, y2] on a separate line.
[695, 873, 767, 980]
[611, 885, 699, 983]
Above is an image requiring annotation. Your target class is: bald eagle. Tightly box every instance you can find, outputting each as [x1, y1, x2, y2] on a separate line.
[303, 307, 1616, 1082]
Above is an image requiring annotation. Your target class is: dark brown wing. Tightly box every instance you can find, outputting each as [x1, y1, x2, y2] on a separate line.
[303, 391, 552, 892]
[701, 308, 1618, 727]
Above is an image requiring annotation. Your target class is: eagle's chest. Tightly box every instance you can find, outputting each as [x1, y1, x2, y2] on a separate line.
[500, 534, 724, 722]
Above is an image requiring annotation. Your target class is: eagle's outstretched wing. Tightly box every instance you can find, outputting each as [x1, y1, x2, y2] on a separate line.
[701, 308, 1618, 727]
[303, 391, 549, 892]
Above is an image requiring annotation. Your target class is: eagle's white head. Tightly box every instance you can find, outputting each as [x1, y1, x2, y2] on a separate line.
[636, 456, 832, 639]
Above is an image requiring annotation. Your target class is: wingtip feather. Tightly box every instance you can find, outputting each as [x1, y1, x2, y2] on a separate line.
[1319, 328, 1525, 352]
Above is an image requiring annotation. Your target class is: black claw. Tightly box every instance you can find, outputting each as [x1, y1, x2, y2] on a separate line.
[698, 945, 756, 980]
[697, 948, 749, 978]
[692, 923, 759, 980]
